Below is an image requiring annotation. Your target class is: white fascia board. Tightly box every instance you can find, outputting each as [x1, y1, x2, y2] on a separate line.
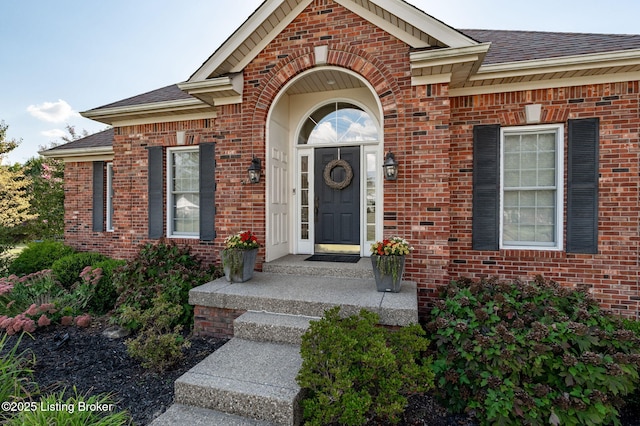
[81, 98, 209, 125]
[178, 76, 236, 93]
[189, 0, 313, 81]
[334, 0, 429, 48]
[178, 74, 243, 105]
[410, 43, 490, 78]
[472, 48, 640, 81]
[366, 0, 478, 48]
[40, 147, 114, 162]
[450, 70, 640, 97]
[410, 43, 490, 64]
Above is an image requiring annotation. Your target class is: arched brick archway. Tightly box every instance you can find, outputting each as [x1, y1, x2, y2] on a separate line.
[255, 45, 405, 261]
[251, 45, 403, 139]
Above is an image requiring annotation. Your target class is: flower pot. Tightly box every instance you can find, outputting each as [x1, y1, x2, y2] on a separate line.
[222, 248, 258, 282]
[371, 254, 405, 292]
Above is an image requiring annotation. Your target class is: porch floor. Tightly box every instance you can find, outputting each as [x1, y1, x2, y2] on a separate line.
[189, 254, 418, 326]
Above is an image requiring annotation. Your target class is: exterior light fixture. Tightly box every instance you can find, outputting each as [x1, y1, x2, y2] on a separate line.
[382, 152, 398, 180]
[248, 157, 262, 184]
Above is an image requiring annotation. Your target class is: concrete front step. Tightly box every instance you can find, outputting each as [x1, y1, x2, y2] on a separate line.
[173, 338, 303, 426]
[149, 403, 277, 426]
[190, 272, 418, 327]
[234, 311, 318, 345]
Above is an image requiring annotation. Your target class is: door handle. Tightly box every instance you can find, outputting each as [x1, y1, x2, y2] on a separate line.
[314, 196, 319, 221]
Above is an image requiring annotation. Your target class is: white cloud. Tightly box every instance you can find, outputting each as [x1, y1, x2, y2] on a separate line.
[41, 129, 68, 139]
[27, 99, 78, 123]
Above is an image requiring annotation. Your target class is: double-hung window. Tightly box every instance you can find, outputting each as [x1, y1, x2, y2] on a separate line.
[167, 147, 199, 237]
[500, 124, 563, 249]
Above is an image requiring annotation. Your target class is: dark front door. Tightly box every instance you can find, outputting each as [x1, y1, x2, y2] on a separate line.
[314, 146, 360, 254]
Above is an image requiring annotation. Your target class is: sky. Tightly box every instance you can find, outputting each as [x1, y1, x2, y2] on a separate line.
[2, 0, 639, 164]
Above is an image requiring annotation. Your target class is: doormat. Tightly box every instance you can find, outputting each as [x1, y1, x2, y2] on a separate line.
[305, 254, 361, 263]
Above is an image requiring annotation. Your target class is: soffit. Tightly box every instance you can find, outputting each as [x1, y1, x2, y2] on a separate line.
[285, 68, 366, 95]
[82, 98, 216, 126]
[452, 49, 640, 95]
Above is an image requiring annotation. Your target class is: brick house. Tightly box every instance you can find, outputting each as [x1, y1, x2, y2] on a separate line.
[43, 0, 640, 319]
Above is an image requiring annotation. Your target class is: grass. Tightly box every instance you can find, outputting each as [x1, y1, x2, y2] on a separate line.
[0, 333, 38, 422]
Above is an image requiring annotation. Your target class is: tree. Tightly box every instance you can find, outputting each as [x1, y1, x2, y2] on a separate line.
[22, 156, 64, 240]
[0, 121, 37, 272]
[0, 121, 36, 228]
[20, 125, 88, 241]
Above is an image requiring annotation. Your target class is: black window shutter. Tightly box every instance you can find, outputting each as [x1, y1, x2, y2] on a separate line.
[199, 142, 216, 241]
[92, 161, 105, 232]
[147, 146, 164, 239]
[567, 118, 599, 254]
[472, 124, 501, 250]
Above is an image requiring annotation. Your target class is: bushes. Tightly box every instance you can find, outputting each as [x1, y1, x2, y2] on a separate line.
[8, 241, 75, 276]
[89, 259, 126, 315]
[428, 276, 640, 426]
[122, 296, 190, 372]
[297, 307, 433, 425]
[112, 241, 215, 331]
[51, 252, 108, 290]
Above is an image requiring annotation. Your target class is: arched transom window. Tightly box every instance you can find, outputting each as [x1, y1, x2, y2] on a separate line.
[298, 102, 379, 145]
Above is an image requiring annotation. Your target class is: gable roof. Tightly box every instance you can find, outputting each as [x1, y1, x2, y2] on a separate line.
[80, 0, 640, 125]
[40, 128, 114, 160]
[187, 0, 478, 82]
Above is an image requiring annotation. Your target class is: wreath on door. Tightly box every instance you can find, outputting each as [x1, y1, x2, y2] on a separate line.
[323, 159, 353, 190]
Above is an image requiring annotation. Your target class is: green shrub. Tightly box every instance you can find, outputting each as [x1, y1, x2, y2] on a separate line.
[112, 241, 214, 331]
[428, 276, 640, 426]
[0, 333, 38, 422]
[623, 317, 640, 336]
[89, 259, 126, 315]
[6, 388, 130, 426]
[297, 307, 433, 425]
[8, 241, 75, 276]
[51, 252, 108, 290]
[123, 296, 190, 372]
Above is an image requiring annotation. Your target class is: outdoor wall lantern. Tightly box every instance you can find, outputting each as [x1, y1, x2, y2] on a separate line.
[248, 157, 262, 184]
[383, 152, 398, 181]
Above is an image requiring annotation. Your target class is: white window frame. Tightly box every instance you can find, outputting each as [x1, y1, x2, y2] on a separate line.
[500, 124, 564, 250]
[106, 163, 114, 232]
[166, 146, 199, 238]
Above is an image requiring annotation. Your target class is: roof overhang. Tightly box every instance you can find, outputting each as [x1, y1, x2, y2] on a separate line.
[452, 47, 640, 95]
[178, 73, 244, 106]
[410, 43, 491, 87]
[81, 98, 216, 126]
[39, 146, 114, 163]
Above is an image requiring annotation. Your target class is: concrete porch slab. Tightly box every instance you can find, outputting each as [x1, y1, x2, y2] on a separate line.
[189, 272, 418, 326]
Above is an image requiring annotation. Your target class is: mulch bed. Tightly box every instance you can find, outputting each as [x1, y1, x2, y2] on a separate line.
[2, 319, 639, 425]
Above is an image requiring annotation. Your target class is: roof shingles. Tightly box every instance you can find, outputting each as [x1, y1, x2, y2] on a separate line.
[461, 29, 640, 64]
[78, 29, 640, 121]
[43, 128, 114, 152]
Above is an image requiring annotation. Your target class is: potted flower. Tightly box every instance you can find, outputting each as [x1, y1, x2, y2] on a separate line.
[370, 237, 413, 292]
[221, 231, 260, 282]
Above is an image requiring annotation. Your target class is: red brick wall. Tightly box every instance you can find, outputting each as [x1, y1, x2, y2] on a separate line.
[61, 0, 639, 320]
[449, 83, 640, 318]
[193, 306, 245, 339]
